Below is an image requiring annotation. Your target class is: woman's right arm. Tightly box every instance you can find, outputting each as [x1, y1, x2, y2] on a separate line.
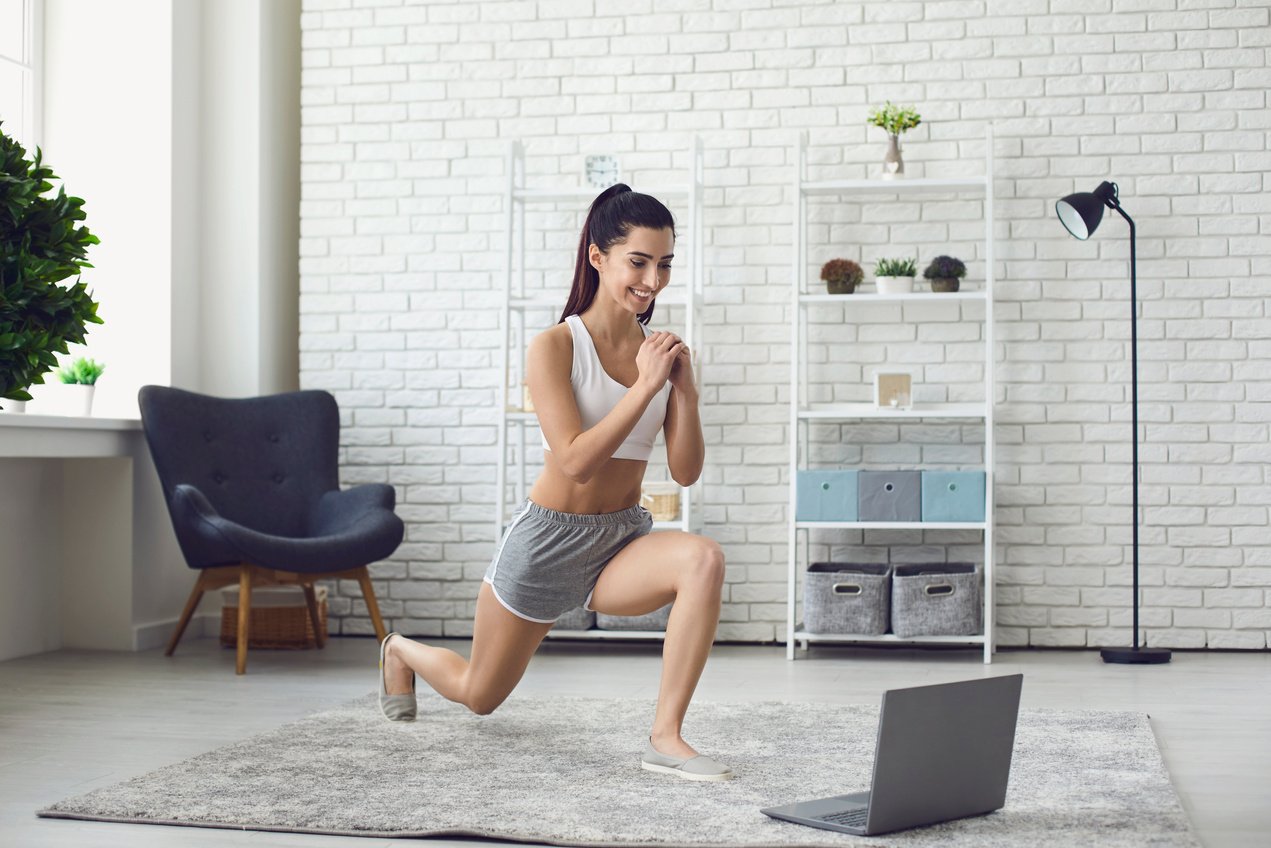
[528, 327, 683, 484]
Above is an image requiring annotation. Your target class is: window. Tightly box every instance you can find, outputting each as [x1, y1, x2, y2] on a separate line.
[0, 0, 41, 150]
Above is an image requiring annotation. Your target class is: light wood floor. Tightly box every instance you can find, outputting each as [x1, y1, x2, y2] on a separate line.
[2, 637, 1268, 847]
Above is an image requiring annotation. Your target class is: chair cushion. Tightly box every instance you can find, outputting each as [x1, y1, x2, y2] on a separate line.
[174, 483, 404, 573]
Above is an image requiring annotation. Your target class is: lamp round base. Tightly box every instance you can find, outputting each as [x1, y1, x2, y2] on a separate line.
[1101, 646, 1172, 664]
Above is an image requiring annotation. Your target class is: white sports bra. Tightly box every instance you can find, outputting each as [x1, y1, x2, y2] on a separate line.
[541, 314, 671, 462]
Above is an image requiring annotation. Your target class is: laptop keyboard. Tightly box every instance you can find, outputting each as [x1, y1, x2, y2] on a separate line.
[817, 808, 868, 827]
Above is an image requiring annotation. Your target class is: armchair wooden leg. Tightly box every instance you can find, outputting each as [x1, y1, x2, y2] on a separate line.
[355, 567, 388, 644]
[301, 582, 326, 649]
[236, 565, 254, 675]
[165, 571, 211, 657]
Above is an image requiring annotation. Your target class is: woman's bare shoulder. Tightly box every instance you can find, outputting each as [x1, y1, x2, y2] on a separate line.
[529, 321, 573, 363]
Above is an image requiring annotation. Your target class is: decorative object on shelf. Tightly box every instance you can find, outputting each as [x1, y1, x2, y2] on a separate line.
[1056, 180, 1170, 667]
[922, 255, 967, 293]
[873, 256, 917, 294]
[803, 562, 891, 635]
[597, 603, 671, 632]
[866, 101, 921, 180]
[554, 606, 595, 631]
[584, 154, 620, 188]
[920, 470, 986, 523]
[891, 563, 982, 637]
[32, 356, 105, 417]
[0, 399, 24, 413]
[521, 381, 534, 413]
[795, 469, 858, 522]
[873, 369, 913, 410]
[819, 258, 863, 295]
[857, 470, 922, 522]
[640, 480, 681, 521]
[0, 122, 102, 413]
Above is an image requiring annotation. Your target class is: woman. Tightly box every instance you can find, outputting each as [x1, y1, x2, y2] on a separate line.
[378, 184, 731, 781]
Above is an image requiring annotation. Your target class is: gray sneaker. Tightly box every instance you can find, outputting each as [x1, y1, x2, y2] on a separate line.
[378, 632, 416, 722]
[641, 740, 734, 781]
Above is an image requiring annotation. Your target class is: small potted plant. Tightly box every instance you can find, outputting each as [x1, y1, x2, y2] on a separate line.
[922, 255, 967, 293]
[874, 257, 917, 295]
[867, 101, 922, 179]
[39, 357, 105, 417]
[820, 258, 864, 295]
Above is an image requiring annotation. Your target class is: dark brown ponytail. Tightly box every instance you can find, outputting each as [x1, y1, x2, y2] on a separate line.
[559, 184, 676, 325]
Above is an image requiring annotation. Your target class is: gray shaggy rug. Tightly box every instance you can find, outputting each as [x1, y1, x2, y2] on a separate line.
[38, 692, 1197, 847]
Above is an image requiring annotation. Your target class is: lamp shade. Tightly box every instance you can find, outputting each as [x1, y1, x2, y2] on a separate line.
[1055, 180, 1119, 240]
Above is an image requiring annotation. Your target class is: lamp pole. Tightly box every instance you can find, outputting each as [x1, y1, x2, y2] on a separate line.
[1056, 181, 1170, 664]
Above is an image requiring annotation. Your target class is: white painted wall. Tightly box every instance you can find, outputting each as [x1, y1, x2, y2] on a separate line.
[0, 0, 301, 662]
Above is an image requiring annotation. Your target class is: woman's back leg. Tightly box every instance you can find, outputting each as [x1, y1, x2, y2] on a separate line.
[386, 582, 554, 715]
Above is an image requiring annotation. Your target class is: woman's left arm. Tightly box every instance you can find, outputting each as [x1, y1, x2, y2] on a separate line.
[663, 344, 704, 486]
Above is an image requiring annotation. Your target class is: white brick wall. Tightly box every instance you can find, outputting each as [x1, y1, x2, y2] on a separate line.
[300, 0, 1271, 650]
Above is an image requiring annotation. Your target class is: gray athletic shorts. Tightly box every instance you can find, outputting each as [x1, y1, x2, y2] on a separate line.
[483, 499, 654, 623]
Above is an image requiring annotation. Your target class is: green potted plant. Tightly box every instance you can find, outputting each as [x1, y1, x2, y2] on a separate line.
[0, 122, 101, 413]
[922, 255, 967, 293]
[867, 101, 922, 180]
[874, 256, 917, 295]
[820, 258, 864, 295]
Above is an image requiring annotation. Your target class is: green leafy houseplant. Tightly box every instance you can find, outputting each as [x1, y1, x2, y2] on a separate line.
[875, 257, 917, 277]
[0, 122, 101, 410]
[56, 356, 105, 385]
[819, 258, 864, 295]
[922, 255, 967, 293]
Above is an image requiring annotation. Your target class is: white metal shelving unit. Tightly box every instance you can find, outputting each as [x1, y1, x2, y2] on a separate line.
[786, 127, 997, 663]
[495, 138, 705, 642]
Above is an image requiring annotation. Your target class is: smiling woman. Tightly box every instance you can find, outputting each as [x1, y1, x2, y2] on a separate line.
[379, 184, 732, 781]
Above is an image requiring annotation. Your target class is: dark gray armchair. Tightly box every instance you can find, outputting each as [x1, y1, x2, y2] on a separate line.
[138, 386, 402, 674]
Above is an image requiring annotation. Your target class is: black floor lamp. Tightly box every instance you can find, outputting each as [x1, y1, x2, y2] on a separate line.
[1055, 181, 1171, 665]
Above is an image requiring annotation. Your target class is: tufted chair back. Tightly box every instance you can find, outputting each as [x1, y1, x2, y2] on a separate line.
[138, 386, 340, 541]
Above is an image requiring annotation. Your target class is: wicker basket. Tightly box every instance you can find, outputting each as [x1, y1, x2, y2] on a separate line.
[220, 585, 328, 650]
[640, 482, 681, 522]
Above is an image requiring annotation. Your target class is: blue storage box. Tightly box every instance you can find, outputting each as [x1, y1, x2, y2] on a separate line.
[858, 470, 922, 522]
[921, 470, 986, 522]
[796, 470, 858, 522]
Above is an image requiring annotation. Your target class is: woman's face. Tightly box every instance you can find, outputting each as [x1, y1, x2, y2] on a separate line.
[590, 226, 675, 315]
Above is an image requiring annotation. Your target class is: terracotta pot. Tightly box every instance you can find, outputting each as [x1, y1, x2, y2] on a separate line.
[826, 278, 858, 295]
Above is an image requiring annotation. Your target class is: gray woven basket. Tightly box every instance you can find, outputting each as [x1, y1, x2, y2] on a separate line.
[596, 603, 671, 632]
[553, 607, 596, 631]
[891, 562, 981, 637]
[802, 563, 891, 635]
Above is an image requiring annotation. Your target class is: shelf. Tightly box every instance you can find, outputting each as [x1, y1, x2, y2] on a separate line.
[798, 403, 987, 420]
[792, 630, 986, 645]
[545, 629, 666, 641]
[800, 176, 987, 197]
[796, 520, 986, 530]
[800, 291, 986, 304]
[514, 186, 689, 203]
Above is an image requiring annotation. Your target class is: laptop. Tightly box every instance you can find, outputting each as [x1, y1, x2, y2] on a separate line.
[761, 674, 1023, 836]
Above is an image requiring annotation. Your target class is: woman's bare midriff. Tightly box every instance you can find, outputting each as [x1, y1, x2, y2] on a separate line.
[528, 450, 646, 515]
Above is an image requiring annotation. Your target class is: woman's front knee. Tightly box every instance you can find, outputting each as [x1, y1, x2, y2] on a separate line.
[682, 537, 725, 592]
[459, 675, 508, 716]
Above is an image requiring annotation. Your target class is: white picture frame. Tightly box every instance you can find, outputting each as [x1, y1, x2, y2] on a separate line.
[873, 369, 914, 410]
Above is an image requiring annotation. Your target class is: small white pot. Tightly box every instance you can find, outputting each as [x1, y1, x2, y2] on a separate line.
[0, 399, 26, 414]
[876, 275, 916, 295]
[33, 383, 96, 417]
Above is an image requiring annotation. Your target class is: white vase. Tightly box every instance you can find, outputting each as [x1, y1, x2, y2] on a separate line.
[0, 399, 26, 413]
[32, 383, 95, 417]
[876, 275, 916, 295]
